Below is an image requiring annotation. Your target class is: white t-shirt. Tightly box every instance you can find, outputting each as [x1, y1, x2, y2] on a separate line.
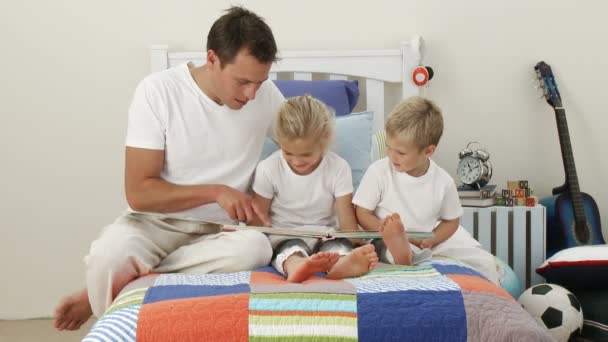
[125, 63, 285, 223]
[253, 151, 354, 229]
[353, 157, 463, 233]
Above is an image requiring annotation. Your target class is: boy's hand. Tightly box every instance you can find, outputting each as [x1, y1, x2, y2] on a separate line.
[418, 239, 435, 249]
[409, 238, 422, 248]
[409, 238, 435, 249]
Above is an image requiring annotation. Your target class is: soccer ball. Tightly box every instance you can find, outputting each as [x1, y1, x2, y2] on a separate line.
[518, 283, 583, 342]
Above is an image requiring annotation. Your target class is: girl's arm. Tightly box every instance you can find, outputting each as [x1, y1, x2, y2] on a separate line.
[250, 193, 273, 227]
[335, 194, 358, 231]
[355, 205, 382, 231]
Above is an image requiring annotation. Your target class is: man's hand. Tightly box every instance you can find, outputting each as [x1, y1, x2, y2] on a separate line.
[216, 185, 270, 225]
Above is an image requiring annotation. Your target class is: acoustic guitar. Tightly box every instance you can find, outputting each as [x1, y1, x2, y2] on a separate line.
[534, 61, 604, 258]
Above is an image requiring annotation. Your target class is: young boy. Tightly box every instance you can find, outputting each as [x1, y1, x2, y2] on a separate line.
[353, 96, 499, 284]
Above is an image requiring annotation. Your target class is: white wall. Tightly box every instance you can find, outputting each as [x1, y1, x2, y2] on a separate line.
[2, 0, 607, 319]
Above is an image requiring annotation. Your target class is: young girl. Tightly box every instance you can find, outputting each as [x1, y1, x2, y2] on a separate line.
[252, 95, 378, 283]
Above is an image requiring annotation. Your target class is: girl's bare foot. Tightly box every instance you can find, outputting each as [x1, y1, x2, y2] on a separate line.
[380, 213, 412, 265]
[286, 252, 340, 283]
[326, 244, 378, 279]
[53, 288, 93, 331]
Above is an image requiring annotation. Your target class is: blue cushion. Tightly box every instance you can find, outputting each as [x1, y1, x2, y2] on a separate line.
[496, 257, 522, 298]
[333, 111, 373, 189]
[273, 80, 359, 116]
[260, 111, 374, 190]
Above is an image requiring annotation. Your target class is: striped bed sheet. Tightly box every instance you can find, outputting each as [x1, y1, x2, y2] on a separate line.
[83, 257, 553, 342]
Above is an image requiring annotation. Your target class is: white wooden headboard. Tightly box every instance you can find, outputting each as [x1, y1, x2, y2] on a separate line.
[150, 36, 423, 133]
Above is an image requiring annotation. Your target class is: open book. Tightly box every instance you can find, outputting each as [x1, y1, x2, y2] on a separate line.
[128, 212, 434, 240]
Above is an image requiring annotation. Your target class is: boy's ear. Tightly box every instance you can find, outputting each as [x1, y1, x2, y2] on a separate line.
[424, 145, 436, 157]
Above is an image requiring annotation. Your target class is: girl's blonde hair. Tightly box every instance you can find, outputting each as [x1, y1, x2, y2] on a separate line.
[275, 95, 335, 150]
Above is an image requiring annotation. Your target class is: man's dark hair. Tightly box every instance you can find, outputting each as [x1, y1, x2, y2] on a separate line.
[207, 6, 278, 67]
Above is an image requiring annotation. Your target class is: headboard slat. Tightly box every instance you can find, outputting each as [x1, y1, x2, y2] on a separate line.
[329, 74, 347, 81]
[365, 79, 385, 133]
[293, 72, 312, 81]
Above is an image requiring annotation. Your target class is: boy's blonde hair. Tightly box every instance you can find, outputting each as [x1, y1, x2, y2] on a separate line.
[275, 95, 335, 150]
[385, 96, 443, 150]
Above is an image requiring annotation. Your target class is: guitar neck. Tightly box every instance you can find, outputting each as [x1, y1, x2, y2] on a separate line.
[554, 107, 586, 224]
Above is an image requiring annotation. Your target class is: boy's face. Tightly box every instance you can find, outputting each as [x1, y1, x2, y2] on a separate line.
[386, 135, 435, 177]
[207, 48, 271, 110]
[280, 137, 324, 176]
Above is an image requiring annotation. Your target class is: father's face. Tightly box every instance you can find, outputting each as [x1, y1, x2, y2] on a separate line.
[210, 49, 272, 110]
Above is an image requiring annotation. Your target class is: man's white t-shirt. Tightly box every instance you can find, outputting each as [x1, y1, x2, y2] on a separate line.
[125, 63, 285, 223]
[353, 157, 463, 233]
[253, 151, 353, 229]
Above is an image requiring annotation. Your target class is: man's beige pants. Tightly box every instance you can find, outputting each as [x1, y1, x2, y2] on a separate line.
[84, 213, 272, 317]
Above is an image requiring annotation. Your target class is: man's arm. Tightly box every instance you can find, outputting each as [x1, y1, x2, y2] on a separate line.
[125, 147, 267, 223]
[355, 205, 382, 231]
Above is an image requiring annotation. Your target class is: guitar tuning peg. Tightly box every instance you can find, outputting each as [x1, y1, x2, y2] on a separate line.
[536, 87, 547, 99]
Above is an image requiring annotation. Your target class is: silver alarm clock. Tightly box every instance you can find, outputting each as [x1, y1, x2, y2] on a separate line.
[457, 142, 492, 189]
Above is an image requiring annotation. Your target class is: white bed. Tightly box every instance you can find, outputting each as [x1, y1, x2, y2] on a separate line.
[149, 37, 545, 291]
[82, 38, 553, 342]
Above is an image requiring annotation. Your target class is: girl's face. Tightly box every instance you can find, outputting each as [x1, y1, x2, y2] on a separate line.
[280, 137, 325, 175]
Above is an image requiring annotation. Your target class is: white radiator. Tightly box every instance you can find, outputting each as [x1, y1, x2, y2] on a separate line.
[461, 206, 546, 290]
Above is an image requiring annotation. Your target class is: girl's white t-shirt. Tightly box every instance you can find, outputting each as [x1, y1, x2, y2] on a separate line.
[125, 63, 285, 223]
[253, 151, 354, 229]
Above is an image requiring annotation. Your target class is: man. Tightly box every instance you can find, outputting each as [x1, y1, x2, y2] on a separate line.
[54, 6, 285, 331]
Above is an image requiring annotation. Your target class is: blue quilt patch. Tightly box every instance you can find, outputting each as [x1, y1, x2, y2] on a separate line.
[357, 290, 467, 342]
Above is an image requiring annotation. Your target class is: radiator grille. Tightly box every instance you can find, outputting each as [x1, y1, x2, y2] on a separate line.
[461, 206, 546, 289]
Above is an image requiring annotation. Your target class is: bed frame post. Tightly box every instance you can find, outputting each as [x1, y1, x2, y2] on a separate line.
[401, 36, 423, 99]
[150, 45, 169, 73]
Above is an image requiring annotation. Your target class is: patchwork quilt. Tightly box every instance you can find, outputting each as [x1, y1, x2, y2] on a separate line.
[83, 258, 553, 341]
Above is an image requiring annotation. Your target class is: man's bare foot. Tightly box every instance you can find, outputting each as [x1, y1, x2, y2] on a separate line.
[53, 288, 93, 331]
[286, 252, 340, 283]
[326, 244, 378, 279]
[380, 213, 412, 265]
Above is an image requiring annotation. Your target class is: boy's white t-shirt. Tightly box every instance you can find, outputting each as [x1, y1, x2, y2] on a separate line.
[353, 157, 463, 233]
[253, 151, 353, 229]
[125, 63, 285, 223]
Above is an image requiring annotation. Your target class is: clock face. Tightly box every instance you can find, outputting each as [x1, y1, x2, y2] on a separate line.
[457, 156, 483, 185]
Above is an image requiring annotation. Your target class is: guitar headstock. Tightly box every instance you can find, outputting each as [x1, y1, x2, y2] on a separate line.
[535, 61, 563, 108]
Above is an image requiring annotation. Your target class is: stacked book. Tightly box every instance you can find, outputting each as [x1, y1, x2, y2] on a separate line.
[457, 184, 497, 207]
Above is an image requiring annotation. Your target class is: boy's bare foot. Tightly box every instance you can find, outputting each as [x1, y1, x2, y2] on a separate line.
[286, 252, 340, 283]
[53, 288, 93, 331]
[380, 213, 412, 265]
[327, 244, 378, 279]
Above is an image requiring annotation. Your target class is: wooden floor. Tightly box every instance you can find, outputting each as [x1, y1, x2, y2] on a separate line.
[0, 319, 95, 342]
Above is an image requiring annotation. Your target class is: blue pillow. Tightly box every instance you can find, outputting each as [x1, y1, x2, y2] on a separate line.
[259, 111, 374, 190]
[273, 80, 359, 116]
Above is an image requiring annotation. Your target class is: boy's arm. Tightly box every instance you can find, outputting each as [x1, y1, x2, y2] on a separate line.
[355, 206, 382, 231]
[418, 217, 459, 249]
[250, 193, 273, 227]
[335, 194, 358, 231]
